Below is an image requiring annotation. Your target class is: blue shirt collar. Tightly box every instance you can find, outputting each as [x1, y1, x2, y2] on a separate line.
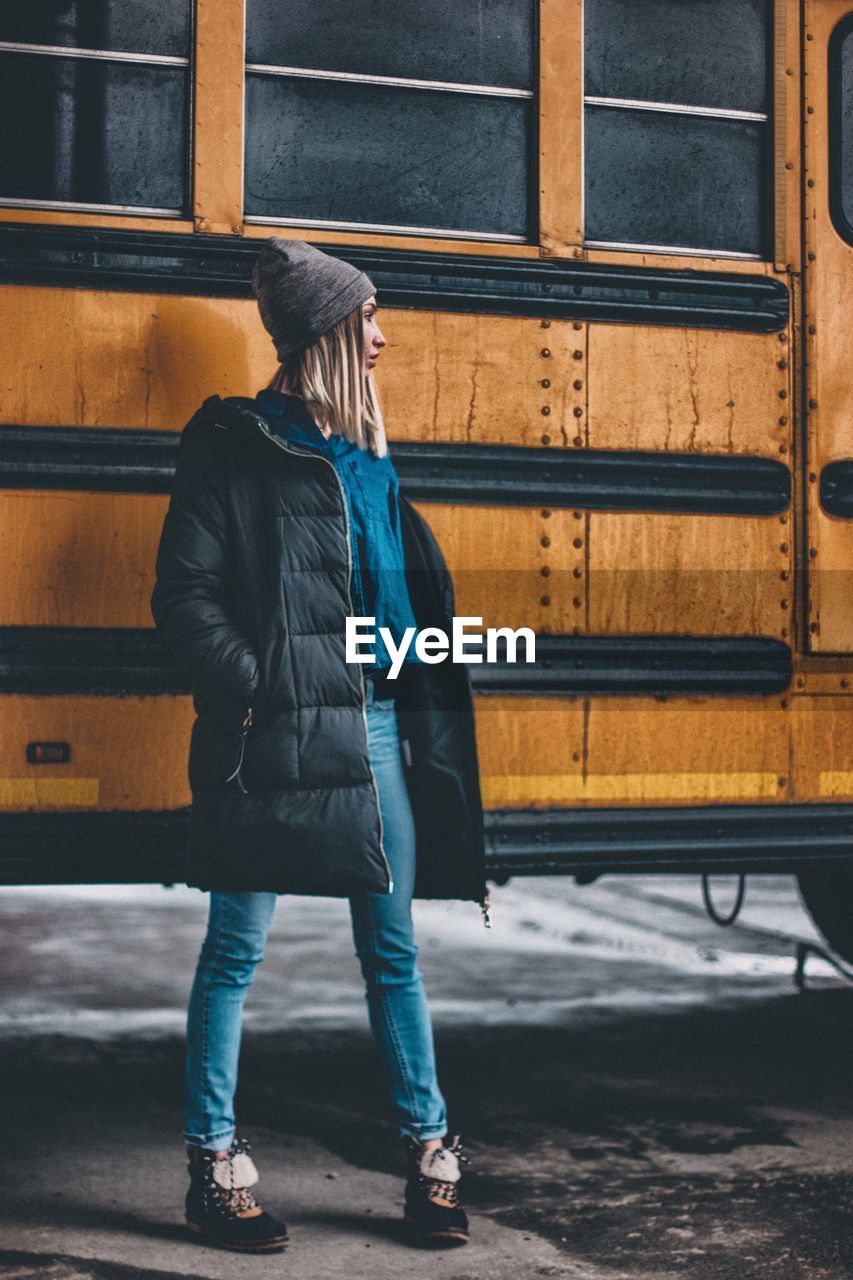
[255, 388, 367, 460]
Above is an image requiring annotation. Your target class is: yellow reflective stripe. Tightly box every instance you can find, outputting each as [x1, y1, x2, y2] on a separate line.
[0, 778, 99, 808]
[482, 772, 779, 805]
[819, 772, 853, 798]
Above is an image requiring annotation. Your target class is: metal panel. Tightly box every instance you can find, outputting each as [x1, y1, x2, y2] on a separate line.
[585, 0, 770, 114]
[193, 0, 245, 234]
[0, 53, 188, 210]
[588, 323, 790, 459]
[485, 804, 853, 878]
[0, 225, 791, 331]
[0, 424, 791, 515]
[244, 74, 531, 238]
[585, 106, 769, 256]
[3, 801, 853, 884]
[476, 694, 790, 808]
[246, 0, 534, 90]
[0, 628, 792, 698]
[587, 510, 791, 640]
[0, 696, 194, 813]
[0, 0, 192, 58]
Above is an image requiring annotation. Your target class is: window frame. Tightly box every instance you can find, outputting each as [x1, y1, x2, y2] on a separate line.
[828, 10, 853, 246]
[241, 7, 538, 244]
[0, 11, 195, 219]
[581, 0, 774, 261]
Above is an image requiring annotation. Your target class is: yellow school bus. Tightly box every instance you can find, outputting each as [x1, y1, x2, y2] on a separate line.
[1, 1, 852, 960]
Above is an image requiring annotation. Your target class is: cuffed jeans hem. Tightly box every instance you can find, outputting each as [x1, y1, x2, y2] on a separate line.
[399, 1123, 448, 1143]
[184, 1127, 236, 1151]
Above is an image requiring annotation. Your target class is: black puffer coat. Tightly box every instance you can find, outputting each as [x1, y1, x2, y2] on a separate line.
[151, 395, 486, 904]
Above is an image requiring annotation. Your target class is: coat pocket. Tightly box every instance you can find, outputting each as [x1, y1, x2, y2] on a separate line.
[189, 713, 252, 792]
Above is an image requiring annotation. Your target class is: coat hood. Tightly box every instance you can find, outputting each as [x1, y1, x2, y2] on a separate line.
[181, 394, 272, 447]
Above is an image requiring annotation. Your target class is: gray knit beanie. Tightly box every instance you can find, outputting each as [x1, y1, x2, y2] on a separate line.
[252, 238, 375, 361]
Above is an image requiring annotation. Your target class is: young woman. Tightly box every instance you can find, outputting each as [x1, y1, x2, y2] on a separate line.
[151, 238, 486, 1253]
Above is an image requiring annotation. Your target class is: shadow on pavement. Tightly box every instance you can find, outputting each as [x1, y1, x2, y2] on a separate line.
[1, 989, 851, 1278]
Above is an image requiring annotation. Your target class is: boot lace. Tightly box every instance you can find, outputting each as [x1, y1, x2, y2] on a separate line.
[199, 1137, 261, 1219]
[413, 1136, 469, 1208]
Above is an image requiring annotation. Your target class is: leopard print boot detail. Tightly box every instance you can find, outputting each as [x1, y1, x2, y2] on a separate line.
[185, 1137, 289, 1252]
[403, 1134, 470, 1246]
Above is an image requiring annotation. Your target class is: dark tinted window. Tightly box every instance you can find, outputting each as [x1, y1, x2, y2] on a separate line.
[830, 16, 853, 244]
[584, 0, 770, 255]
[245, 76, 530, 237]
[0, 53, 187, 210]
[244, 0, 534, 238]
[246, 0, 533, 90]
[0, 0, 191, 58]
[586, 109, 766, 255]
[585, 0, 769, 114]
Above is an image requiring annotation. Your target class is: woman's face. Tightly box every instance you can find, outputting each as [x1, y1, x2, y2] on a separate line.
[361, 296, 386, 372]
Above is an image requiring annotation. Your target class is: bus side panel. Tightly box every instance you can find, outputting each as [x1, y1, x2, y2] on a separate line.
[0, 491, 167, 628]
[0, 696, 194, 812]
[588, 323, 790, 459]
[475, 696, 789, 808]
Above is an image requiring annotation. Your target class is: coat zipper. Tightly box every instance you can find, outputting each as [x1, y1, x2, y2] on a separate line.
[257, 421, 394, 895]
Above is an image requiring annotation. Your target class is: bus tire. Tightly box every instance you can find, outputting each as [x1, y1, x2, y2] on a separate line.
[797, 869, 853, 965]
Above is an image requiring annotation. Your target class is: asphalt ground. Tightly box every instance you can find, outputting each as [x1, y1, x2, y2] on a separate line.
[0, 875, 850, 1280]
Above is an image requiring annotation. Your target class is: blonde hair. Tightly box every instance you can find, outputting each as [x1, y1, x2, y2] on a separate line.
[268, 306, 387, 456]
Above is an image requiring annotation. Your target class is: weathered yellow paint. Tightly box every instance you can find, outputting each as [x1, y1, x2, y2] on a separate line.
[0, 778, 99, 809]
[773, 0, 803, 273]
[790, 695, 853, 801]
[587, 512, 793, 639]
[474, 696, 790, 809]
[584, 249, 780, 277]
[380, 313, 583, 448]
[819, 772, 853, 798]
[0, 697, 194, 810]
[0, 207, 195, 234]
[539, 0, 584, 255]
[587, 325, 791, 457]
[0, 290, 579, 446]
[0, 288, 267, 429]
[414, 504, 584, 634]
[194, 0, 246, 234]
[0, 491, 168, 628]
[482, 772, 779, 805]
[479, 768, 778, 798]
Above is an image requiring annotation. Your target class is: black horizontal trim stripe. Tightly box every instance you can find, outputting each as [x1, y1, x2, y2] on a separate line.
[485, 804, 853, 878]
[0, 424, 178, 495]
[0, 803, 849, 885]
[394, 441, 790, 515]
[0, 629, 792, 698]
[0, 424, 791, 515]
[820, 460, 853, 518]
[473, 634, 792, 696]
[0, 628, 187, 696]
[0, 223, 789, 332]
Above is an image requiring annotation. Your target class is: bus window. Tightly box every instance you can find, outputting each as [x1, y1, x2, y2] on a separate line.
[243, 0, 535, 242]
[584, 0, 771, 257]
[829, 14, 853, 244]
[0, 0, 191, 216]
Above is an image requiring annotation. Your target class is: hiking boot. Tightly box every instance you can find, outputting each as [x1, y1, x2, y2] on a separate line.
[403, 1134, 470, 1246]
[185, 1137, 289, 1252]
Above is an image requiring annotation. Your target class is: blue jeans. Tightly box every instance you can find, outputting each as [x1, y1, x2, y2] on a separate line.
[184, 679, 448, 1149]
